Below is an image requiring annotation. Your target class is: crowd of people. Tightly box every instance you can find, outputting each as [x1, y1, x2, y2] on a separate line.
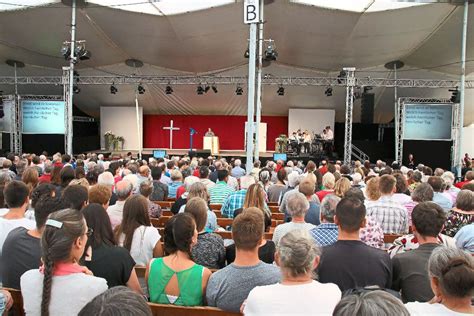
[0, 151, 472, 315]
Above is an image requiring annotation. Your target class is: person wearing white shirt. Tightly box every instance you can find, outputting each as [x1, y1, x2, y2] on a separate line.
[107, 180, 133, 229]
[243, 230, 341, 315]
[0, 181, 35, 254]
[404, 246, 474, 316]
[21, 209, 107, 316]
[325, 126, 334, 140]
[115, 195, 163, 266]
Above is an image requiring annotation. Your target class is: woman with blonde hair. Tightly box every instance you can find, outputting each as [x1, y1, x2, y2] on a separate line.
[334, 177, 351, 198]
[244, 183, 272, 231]
[365, 177, 381, 202]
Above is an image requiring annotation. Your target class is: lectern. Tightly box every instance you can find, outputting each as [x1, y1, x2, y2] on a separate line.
[203, 136, 220, 155]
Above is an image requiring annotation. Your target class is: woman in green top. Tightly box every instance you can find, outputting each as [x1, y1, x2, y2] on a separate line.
[146, 213, 212, 306]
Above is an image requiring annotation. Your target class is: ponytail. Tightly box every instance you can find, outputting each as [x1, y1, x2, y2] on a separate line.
[41, 251, 54, 316]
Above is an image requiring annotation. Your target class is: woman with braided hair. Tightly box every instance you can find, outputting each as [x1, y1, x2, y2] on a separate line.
[146, 213, 212, 306]
[21, 208, 107, 316]
[405, 246, 474, 315]
[242, 229, 341, 315]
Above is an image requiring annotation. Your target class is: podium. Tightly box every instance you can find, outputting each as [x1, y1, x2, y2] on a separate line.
[203, 136, 220, 155]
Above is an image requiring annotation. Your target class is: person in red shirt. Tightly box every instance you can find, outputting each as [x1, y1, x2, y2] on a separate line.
[319, 160, 328, 175]
[316, 172, 336, 202]
[38, 163, 53, 183]
[455, 171, 473, 189]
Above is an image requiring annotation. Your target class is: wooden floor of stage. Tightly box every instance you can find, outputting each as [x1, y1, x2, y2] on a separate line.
[90, 148, 276, 158]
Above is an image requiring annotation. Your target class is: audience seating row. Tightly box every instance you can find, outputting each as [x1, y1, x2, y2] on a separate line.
[4, 287, 241, 316]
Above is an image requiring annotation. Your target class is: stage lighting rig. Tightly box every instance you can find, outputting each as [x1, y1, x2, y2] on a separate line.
[137, 84, 145, 95]
[449, 87, 460, 103]
[165, 85, 173, 95]
[197, 85, 205, 95]
[73, 85, 80, 94]
[211, 85, 218, 93]
[244, 48, 250, 59]
[110, 84, 118, 94]
[277, 85, 285, 96]
[60, 40, 91, 62]
[235, 85, 243, 95]
[325, 87, 333, 97]
[204, 85, 210, 93]
[264, 40, 278, 61]
[337, 70, 346, 84]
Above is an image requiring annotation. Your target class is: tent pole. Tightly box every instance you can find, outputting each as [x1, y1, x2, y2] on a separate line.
[456, 0, 468, 179]
[135, 90, 142, 160]
[66, 0, 76, 156]
[255, 0, 264, 162]
[246, 24, 257, 174]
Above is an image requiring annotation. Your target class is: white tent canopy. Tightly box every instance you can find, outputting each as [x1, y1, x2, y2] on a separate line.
[0, 1, 472, 124]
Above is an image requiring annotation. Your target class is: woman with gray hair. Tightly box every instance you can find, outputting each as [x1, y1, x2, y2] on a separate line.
[441, 171, 460, 205]
[243, 230, 341, 315]
[333, 290, 409, 316]
[272, 192, 316, 246]
[404, 182, 434, 225]
[405, 246, 474, 315]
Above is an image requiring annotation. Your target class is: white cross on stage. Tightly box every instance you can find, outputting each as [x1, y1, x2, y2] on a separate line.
[163, 120, 180, 149]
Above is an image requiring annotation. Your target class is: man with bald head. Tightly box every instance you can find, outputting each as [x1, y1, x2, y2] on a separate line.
[137, 165, 151, 186]
[107, 179, 133, 229]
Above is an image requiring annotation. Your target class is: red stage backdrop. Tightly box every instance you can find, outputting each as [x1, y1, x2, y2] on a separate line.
[143, 115, 288, 150]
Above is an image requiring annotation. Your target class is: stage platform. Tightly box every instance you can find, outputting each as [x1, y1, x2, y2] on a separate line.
[90, 148, 275, 158]
[88, 148, 330, 164]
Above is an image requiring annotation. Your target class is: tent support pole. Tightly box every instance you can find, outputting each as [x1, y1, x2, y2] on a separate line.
[66, 0, 76, 156]
[255, 0, 264, 162]
[246, 23, 257, 174]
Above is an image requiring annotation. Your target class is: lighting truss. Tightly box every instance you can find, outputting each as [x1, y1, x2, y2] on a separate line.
[0, 76, 473, 89]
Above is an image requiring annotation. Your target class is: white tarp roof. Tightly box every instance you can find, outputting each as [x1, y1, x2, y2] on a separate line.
[0, 1, 472, 124]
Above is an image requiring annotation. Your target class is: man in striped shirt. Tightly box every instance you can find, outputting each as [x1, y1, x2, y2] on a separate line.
[221, 175, 256, 218]
[209, 170, 235, 204]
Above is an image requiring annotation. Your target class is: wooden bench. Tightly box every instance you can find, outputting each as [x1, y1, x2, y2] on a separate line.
[271, 213, 285, 221]
[3, 287, 240, 316]
[148, 303, 241, 316]
[3, 287, 24, 316]
[268, 205, 280, 213]
[209, 204, 222, 210]
[267, 202, 279, 207]
[135, 265, 147, 278]
[216, 230, 273, 240]
[217, 218, 281, 229]
[383, 234, 402, 244]
[154, 201, 173, 209]
[151, 216, 171, 228]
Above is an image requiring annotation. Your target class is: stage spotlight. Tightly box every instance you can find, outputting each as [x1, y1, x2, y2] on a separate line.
[449, 87, 460, 103]
[138, 84, 145, 94]
[197, 85, 204, 95]
[204, 85, 210, 93]
[264, 43, 278, 61]
[212, 85, 218, 93]
[325, 87, 333, 97]
[363, 86, 373, 93]
[73, 85, 80, 94]
[244, 48, 250, 59]
[277, 86, 284, 96]
[235, 86, 243, 95]
[110, 84, 118, 94]
[337, 70, 346, 84]
[165, 85, 173, 95]
[60, 44, 70, 60]
[74, 44, 91, 61]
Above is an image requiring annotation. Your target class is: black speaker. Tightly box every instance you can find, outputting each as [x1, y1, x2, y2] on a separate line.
[361, 93, 375, 124]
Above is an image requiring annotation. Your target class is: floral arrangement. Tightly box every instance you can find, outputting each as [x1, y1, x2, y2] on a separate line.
[104, 131, 125, 150]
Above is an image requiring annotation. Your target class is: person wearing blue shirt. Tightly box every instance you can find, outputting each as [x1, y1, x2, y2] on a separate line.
[231, 159, 246, 179]
[428, 176, 453, 211]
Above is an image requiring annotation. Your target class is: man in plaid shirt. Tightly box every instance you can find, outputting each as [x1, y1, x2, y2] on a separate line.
[366, 175, 409, 234]
[310, 194, 340, 246]
[221, 175, 256, 218]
